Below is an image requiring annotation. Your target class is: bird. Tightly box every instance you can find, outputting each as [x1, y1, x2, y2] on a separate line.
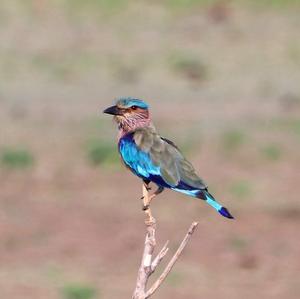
[103, 97, 234, 220]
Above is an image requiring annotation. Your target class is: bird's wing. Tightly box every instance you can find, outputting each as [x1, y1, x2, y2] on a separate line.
[133, 128, 180, 186]
[176, 153, 207, 189]
[132, 128, 207, 189]
[119, 127, 180, 186]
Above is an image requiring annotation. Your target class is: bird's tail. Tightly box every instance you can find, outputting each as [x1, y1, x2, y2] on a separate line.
[196, 190, 234, 219]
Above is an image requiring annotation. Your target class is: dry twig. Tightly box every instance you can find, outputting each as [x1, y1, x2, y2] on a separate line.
[132, 186, 198, 299]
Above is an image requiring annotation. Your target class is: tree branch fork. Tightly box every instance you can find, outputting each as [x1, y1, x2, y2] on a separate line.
[132, 184, 199, 299]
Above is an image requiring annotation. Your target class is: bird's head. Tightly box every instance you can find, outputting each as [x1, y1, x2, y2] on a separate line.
[103, 97, 151, 134]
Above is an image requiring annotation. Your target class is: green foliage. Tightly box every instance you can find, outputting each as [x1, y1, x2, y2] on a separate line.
[288, 119, 300, 136]
[246, 0, 300, 9]
[86, 139, 119, 166]
[221, 129, 246, 152]
[166, 0, 218, 9]
[260, 144, 282, 161]
[0, 148, 34, 169]
[62, 0, 129, 17]
[163, 0, 300, 12]
[168, 52, 208, 82]
[229, 236, 249, 251]
[269, 118, 300, 142]
[61, 283, 97, 299]
[230, 180, 252, 198]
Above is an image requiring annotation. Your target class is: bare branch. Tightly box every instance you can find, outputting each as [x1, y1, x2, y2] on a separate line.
[132, 185, 199, 299]
[132, 224, 156, 299]
[145, 222, 198, 298]
[151, 241, 169, 273]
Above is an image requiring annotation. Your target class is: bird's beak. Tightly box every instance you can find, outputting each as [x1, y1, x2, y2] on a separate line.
[103, 105, 122, 116]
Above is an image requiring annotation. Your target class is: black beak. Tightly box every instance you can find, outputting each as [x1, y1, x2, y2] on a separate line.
[103, 105, 122, 115]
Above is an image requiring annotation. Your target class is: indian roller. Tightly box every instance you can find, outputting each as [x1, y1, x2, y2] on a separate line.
[103, 97, 234, 220]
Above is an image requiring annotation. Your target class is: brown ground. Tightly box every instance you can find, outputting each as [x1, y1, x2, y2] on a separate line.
[0, 1, 300, 298]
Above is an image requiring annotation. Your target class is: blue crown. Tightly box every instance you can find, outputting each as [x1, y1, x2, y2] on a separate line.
[116, 97, 149, 109]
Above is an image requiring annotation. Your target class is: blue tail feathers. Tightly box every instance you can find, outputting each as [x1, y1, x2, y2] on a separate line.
[199, 190, 234, 220]
[218, 207, 234, 219]
[171, 187, 234, 219]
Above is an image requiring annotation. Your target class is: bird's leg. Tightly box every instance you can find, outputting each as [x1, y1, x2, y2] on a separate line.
[143, 180, 151, 191]
[141, 185, 164, 211]
[141, 181, 150, 205]
[141, 181, 150, 207]
[147, 186, 164, 207]
[142, 183, 155, 226]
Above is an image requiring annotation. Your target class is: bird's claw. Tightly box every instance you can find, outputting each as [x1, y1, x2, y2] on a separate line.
[142, 204, 149, 211]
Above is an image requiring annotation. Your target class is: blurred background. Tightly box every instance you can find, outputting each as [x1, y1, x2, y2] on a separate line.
[0, 0, 300, 298]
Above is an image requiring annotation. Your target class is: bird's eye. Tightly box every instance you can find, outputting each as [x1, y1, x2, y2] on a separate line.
[131, 105, 138, 110]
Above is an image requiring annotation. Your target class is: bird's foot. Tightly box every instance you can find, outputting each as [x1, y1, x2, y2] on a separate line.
[141, 189, 161, 210]
[142, 204, 149, 211]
